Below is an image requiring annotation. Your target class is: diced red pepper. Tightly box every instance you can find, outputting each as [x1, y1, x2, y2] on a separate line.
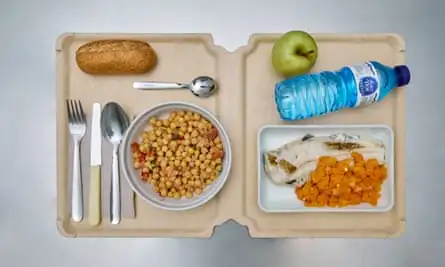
[212, 150, 224, 159]
[131, 142, 140, 153]
[141, 171, 149, 178]
[207, 128, 218, 140]
[138, 154, 146, 162]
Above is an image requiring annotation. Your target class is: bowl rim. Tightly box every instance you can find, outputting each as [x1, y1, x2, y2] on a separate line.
[119, 101, 232, 211]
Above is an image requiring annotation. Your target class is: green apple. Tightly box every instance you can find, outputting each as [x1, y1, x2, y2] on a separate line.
[272, 31, 318, 77]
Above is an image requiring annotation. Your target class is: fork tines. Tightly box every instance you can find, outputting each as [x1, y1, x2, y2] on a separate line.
[66, 100, 86, 124]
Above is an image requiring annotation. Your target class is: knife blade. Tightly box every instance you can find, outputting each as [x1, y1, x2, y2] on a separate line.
[88, 102, 102, 226]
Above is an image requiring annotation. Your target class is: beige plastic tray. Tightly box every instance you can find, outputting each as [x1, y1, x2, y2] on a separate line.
[56, 33, 406, 238]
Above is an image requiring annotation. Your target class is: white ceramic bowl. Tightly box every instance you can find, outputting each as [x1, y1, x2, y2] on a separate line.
[120, 101, 232, 211]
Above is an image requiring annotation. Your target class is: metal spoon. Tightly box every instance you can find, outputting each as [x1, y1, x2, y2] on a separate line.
[133, 76, 217, 98]
[101, 102, 130, 225]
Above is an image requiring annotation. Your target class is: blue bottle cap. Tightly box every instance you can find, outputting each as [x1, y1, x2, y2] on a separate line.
[394, 65, 410, 87]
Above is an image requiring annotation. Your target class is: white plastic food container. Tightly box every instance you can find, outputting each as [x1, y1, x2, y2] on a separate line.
[257, 124, 394, 213]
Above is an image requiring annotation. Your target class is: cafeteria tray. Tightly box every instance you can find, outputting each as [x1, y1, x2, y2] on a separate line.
[56, 33, 406, 237]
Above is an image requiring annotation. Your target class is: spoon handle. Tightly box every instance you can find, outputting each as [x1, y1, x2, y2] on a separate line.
[110, 146, 121, 225]
[133, 81, 189, 90]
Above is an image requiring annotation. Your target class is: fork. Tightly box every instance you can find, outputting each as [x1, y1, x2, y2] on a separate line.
[66, 100, 86, 222]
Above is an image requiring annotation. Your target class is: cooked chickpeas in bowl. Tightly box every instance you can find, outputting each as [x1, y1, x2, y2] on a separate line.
[120, 102, 231, 211]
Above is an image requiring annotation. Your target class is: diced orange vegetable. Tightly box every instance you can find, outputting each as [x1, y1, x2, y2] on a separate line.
[297, 152, 388, 208]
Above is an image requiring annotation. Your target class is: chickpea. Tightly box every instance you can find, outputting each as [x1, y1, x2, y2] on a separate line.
[178, 117, 185, 123]
[216, 165, 222, 172]
[156, 121, 162, 127]
[174, 179, 182, 186]
[160, 161, 167, 169]
[174, 192, 181, 199]
[206, 179, 212, 185]
[150, 180, 157, 186]
[201, 147, 209, 154]
[162, 146, 168, 152]
[215, 158, 222, 164]
[188, 180, 195, 186]
[195, 159, 201, 167]
[184, 139, 191, 146]
[200, 164, 206, 170]
[181, 161, 187, 168]
[174, 159, 180, 167]
[195, 187, 202, 195]
[181, 178, 188, 184]
[162, 120, 169, 127]
[162, 139, 169, 145]
[180, 189, 186, 196]
[191, 130, 199, 138]
[193, 113, 201, 120]
[217, 143, 223, 149]
[133, 162, 141, 168]
[159, 182, 166, 189]
[206, 167, 213, 174]
[191, 138, 198, 145]
[149, 134, 156, 141]
[167, 191, 174, 198]
[160, 188, 168, 197]
[152, 142, 158, 148]
[154, 186, 160, 193]
[152, 173, 160, 180]
[185, 191, 193, 198]
[170, 122, 177, 129]
[166, 181, 173, 188]
[153, 167, 159, 173]
[191, 168, 199, 175]
[184, 133, 191, 140]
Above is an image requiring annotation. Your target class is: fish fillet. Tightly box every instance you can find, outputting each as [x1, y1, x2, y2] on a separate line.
[263, 133, 385, 186]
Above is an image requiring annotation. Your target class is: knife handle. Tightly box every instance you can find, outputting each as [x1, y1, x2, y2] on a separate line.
[88, 166, 101, 226]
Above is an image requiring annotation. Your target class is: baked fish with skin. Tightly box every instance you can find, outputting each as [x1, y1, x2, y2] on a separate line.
[263, 133, 385, 186]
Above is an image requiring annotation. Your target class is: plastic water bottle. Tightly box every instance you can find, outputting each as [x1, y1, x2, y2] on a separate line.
[274, 61, 411, 120]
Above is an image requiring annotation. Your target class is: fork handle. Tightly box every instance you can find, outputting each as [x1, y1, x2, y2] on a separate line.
[71, 141, 83, 222]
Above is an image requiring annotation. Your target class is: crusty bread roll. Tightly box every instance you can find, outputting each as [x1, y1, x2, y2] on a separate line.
[75, 40, 157, 74]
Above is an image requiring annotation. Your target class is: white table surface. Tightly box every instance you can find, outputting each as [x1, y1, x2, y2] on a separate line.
[1, 0, 444, 266]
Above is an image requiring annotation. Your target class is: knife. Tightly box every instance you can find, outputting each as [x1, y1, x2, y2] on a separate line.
[88, 103, 102, 226]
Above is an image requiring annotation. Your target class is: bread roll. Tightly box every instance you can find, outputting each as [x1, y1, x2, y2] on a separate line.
[75, 40, 157, 74]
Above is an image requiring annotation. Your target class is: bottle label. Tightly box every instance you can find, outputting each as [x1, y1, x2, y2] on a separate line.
[348, 62, 380, 107]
